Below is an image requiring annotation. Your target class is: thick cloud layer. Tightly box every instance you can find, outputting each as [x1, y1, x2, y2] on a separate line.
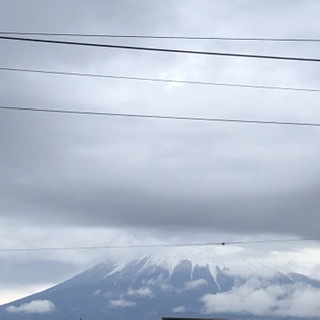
[1, 0, 320, 236]
[0, 0, 320, 306]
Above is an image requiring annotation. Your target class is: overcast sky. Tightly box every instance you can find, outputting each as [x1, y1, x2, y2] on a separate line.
[0, 0, 320, 307]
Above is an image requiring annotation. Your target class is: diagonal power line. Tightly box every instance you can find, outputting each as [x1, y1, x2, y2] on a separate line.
[1, 105, 320, 128]
[1, 36, 320, 63]
[1, 66, 319, 93]
[1, 31, 320, 42]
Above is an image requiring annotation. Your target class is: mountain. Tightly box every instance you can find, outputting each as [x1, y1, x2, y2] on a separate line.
[1, 256, 320, 320]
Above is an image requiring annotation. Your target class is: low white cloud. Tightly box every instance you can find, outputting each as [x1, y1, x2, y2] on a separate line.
[160, 283, 173, 292]
[127, 287, 153, 297]
[109, 299, 136, 308]
[184, 279, 208, 290]
[6, 300, 55, 314]
[172, 305, 186, 313]
[201, 279, 320, 318]
[93, 289, 101, 296]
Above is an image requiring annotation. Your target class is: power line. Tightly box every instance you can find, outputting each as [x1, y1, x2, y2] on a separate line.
[1, 66, 319, 93]
[1, 105, 320, 128]
[1, 36, 320, 63]
[1, 31, 320, 42]
[0, 238, 319, 253]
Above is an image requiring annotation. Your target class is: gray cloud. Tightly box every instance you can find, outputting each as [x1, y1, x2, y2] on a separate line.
[1, 112, 320, 236]
[0, 259, 78, 286]
[1, 0, 320, 303]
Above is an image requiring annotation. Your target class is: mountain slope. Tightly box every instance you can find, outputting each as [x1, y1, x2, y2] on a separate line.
[1, 257, 320, 320]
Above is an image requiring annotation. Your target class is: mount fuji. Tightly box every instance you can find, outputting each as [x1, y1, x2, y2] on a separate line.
[1, 255, 320, 320]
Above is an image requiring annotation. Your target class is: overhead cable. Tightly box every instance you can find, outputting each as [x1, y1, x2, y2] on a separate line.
[1, 36, 320, 63]
[1, 66, 319, 93]
[1, 105, 320, 128]
[0, 31, 320, 42]
[0, 238, 319, 253]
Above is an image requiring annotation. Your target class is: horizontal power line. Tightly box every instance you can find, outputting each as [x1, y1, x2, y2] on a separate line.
[1, 31, 320, 42]
[1, 66, 319, 93]
[1, 105, 320, 128]
[1, 36, 320, 63]
[0, 238, 319, 253]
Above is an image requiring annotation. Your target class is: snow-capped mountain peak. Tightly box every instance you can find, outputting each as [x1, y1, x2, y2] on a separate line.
[1, 255, 320, 320]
